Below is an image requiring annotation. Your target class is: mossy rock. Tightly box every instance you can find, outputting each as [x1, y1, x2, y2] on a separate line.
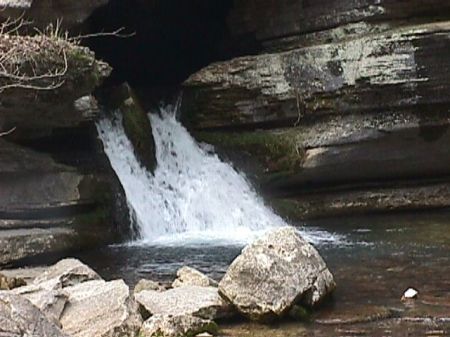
[194, 129, 305, 173]
[114, 83, 157, 173]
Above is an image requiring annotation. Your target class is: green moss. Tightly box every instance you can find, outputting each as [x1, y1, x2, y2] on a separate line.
[73, 207, 109, 228]
[195, 129, 305, 172]
[270, 198, 309, 221]
[289, 305, 312, 322]
[120, 84, 157, 173]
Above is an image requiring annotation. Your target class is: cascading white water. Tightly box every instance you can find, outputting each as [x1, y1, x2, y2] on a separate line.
[97, 103, 340, 246]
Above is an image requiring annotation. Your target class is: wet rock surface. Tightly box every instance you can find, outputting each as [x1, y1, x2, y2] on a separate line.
[219, 227, 335, 322]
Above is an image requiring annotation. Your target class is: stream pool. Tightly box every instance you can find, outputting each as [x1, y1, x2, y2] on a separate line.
[75, 210, 450, 336]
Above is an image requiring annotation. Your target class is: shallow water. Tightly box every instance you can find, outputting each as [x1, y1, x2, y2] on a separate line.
[76, 210, 450, 335]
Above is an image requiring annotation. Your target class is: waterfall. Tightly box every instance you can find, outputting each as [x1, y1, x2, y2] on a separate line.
[97, 103, 339, 246]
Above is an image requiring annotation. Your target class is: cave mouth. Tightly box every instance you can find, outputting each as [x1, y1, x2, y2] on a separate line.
[84, 0, 234, 88]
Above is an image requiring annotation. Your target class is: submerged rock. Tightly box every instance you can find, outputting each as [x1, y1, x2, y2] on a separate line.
[219, 227, 335, 322]
[135, 286, 233, 320]
[172, 266, 218, 288]
[140, 314, 218, 337]
[0, 291, 69, 337]
[60, 279, 142, 337]
[315, 305, 393, 325]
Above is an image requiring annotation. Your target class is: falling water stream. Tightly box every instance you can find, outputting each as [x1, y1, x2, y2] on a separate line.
[96, 103, 338, 246]
[84, 104, 450, 336]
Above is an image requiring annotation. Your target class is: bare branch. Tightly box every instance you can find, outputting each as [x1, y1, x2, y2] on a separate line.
[0, 127, 16, 137]
[68, 27, 136, 42]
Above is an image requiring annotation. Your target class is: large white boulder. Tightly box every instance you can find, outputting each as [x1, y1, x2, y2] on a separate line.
[219, 226, 336, 321]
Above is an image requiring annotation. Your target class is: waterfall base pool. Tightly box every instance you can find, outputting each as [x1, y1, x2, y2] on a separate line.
[73, 210, 450, 336]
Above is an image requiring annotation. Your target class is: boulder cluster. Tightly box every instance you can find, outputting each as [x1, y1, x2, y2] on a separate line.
[0, 227, 335, 337]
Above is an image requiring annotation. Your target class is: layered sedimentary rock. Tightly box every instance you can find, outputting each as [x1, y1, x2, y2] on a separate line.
[0, 0, 108, 29]
[226, 0, 450, 52]
[0, 32, 126, 265]
[182, 6, 450, 219]
[0, 139, 120, 265]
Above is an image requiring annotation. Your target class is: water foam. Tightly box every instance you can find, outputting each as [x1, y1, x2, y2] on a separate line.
[97, 104, 340, 246]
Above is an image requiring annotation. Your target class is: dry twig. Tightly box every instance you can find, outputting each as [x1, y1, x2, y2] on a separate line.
[0, 127, 16, 137]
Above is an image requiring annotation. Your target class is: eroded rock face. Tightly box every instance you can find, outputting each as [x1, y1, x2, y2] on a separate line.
[0, 228, 80, 266]
[0, 291, 70, 337]
[0, 135, 119, 265]
[140, 314, 218, 337]
[135, 286, 233, 320]
[60, 279, 142, 337]
[172, 267, 218, 288]
[0, 0, 109, 29]
[219, 227, 335, 322]
[227, 0, 450, 52]
[183, 22, 450, 130]
[183, 13, 450, 219]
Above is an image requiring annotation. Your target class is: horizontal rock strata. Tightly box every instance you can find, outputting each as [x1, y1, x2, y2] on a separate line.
[183, 15, 450, 219]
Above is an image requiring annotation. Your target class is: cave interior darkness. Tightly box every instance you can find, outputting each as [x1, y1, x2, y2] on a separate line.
[84, 0, 236, 89]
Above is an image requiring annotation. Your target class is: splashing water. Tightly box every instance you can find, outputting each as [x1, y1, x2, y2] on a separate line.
[97, 104, 340, 246]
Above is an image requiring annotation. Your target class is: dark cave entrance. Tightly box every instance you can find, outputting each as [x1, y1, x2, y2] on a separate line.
[84, 0, 234, 88]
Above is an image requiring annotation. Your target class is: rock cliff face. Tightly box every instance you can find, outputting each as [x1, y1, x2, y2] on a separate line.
[182, 1, 450, 220]
[226, 0, 450, 53]
[0, 33, 125, 265]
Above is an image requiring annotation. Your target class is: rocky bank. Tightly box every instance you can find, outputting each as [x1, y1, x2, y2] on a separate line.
[0, 9, 127, 265]
[0, 228, 336, 337]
